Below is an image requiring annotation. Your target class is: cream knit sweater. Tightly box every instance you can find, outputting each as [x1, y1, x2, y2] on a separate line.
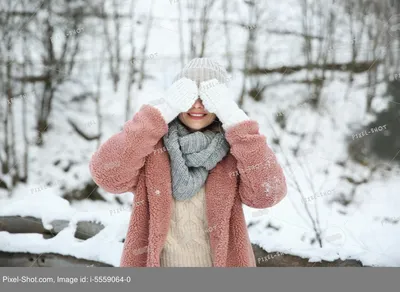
[160, 185, 213, 267]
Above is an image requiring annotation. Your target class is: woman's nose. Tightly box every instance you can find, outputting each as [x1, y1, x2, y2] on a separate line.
[192, 98, 204, 109]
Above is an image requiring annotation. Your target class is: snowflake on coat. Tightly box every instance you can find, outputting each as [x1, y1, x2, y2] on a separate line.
[262, 175, 281, 205]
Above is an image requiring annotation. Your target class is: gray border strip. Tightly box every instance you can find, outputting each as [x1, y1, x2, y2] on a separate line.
[0, 267, 399, 292]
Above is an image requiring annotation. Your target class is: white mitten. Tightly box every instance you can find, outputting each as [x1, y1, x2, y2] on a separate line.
[199, 79, 249, 130]
[150, 78, 198, 124]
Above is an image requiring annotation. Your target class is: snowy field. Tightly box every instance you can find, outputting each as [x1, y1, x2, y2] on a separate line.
[1, 0, 399, 267]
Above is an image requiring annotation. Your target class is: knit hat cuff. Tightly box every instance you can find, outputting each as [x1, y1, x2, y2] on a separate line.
[172, 58, 228, 86]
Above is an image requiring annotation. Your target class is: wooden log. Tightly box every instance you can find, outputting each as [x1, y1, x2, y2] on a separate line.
[0, 251, 112, 267]
[0, 216, 47, 234]
[74, 221, 105, 240]
[252, 244, 363, 267]
[0, 216, 105, 240]
[0, 216, 364, 267]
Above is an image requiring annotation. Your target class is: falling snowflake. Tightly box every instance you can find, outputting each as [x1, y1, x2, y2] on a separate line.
[155, 190, 161, 196]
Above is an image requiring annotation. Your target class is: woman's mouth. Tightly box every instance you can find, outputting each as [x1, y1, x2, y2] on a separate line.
[187, 112, 208, 120]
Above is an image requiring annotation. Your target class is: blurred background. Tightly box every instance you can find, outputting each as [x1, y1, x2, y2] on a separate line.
[0, 0, 399, 267]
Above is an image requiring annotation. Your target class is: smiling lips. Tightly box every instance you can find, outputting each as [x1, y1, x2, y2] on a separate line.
[187, 112, 208, 120]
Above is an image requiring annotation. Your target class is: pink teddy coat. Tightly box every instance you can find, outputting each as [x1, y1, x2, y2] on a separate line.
[89, 104, 287, 267]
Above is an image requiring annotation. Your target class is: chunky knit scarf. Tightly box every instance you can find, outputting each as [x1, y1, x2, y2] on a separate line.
[163, 118, 230, 201]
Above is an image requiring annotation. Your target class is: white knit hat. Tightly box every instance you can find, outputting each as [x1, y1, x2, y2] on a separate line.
[172, 58, 228, 86]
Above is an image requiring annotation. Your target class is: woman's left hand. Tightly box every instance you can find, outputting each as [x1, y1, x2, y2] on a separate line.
[199, 79, 249, 130]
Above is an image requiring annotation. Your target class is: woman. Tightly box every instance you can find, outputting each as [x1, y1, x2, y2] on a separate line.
[89, 58, 287, 267]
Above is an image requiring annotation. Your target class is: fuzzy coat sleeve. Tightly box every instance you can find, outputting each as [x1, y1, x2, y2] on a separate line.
[89, 104, 168, 194]
[225, 120, 287, 208]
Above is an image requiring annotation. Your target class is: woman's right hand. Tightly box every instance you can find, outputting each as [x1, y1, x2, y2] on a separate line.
[150, 77, 198, 124]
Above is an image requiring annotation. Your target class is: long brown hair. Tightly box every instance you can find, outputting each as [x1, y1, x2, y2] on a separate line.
[202, 116, 224, 135]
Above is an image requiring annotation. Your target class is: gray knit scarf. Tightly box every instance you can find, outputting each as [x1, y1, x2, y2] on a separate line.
[163, 118, 230, 201]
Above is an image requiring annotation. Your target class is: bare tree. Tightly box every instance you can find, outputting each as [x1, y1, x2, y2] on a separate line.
[239, 0, 268, 106]
[199, 0, 217, 57]
[187, 0, 198, 59]
[222, 0, 233, 72]
[311, 0, 338, 107]
[0, 0, 22, 188]
[300, 0, 312, 81]
[262, 114, 324, 247]
[0, 0, 87, 190]
[365, 0, 387, 112]
[178, 0, 186, 68]
[345, 0, 368, 85]
[186, 0, 217, 58]
[94, 48, 106, 149]
[125, 0, 137, 120]
[381, 0, 399, 82]
[137, 0, 154, 90]
[18, 0, 86, 145]
[20, 29, 30, 183]
[103, 0, 122, 92]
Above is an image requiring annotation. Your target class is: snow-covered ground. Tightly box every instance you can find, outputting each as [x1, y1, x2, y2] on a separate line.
[1, 0, 399, 267]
